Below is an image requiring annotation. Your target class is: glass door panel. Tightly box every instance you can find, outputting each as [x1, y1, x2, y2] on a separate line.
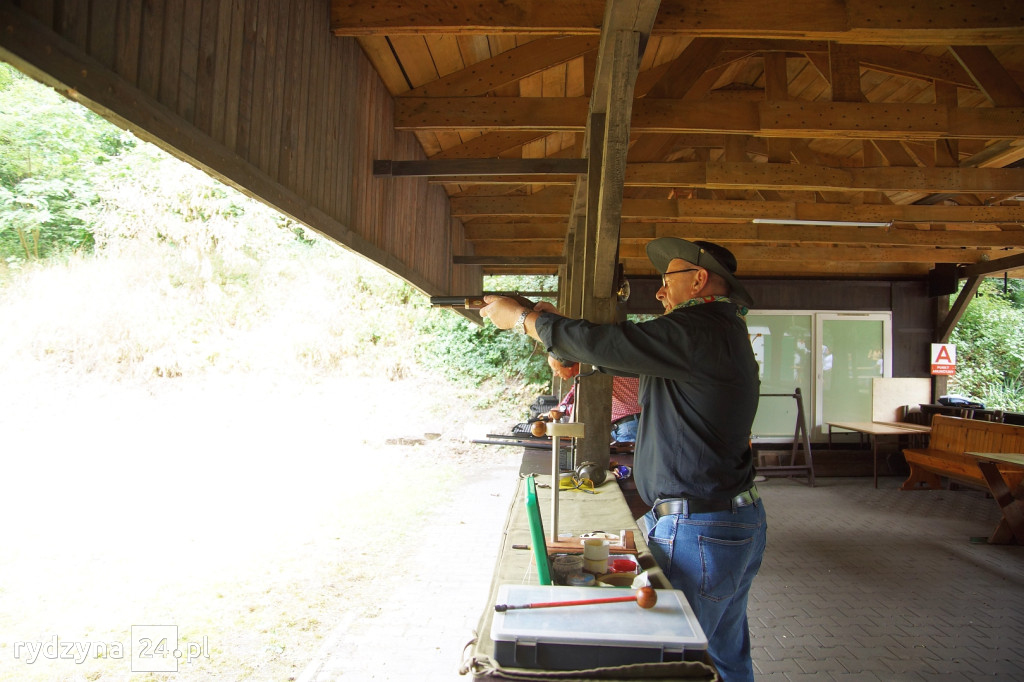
[747, 314, 813, 438]
[817, 314, 891, 433]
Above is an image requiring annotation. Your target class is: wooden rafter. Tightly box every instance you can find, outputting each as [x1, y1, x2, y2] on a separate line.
[395, 97, 1024, 140]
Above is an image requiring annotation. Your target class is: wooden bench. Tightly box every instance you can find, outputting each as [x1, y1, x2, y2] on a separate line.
[901, 415, 1024, 491]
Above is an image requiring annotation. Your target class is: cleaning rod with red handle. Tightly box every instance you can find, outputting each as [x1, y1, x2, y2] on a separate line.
[494, 587, 657, 612]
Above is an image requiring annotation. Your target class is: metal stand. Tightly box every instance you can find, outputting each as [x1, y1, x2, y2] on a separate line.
[755, 388, 815, 486]
[545, 421, 585, 543]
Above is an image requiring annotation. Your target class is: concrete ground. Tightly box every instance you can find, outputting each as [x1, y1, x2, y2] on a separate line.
[302, 471, 1023, 681]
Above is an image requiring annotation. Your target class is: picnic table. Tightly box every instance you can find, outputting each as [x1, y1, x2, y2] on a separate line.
[827, 421, 931, 488]
[964, 452, 1024, 545]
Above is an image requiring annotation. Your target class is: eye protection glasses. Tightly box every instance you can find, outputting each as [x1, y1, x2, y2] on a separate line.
[661, 267, 700, 287]
[559, 475, 596, 494]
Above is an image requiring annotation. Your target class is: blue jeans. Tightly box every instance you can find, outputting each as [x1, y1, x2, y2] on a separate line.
[610, 416, 638, 443]
[643, 499, 766, 682]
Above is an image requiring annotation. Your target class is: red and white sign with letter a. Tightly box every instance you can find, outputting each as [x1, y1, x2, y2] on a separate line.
[931, 343, 956, 376]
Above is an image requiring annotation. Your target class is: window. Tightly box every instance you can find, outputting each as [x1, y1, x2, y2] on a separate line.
[747, 312, 891, 439]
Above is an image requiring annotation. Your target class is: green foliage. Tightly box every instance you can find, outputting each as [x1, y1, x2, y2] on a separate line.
[414, 307, 551, 390]
[0, 62, 545, 401]
[484, 273, 558, 297]
[412, 274, 556, 390]
[0, 62, 131, 261]
[950, 279, 1024, 411]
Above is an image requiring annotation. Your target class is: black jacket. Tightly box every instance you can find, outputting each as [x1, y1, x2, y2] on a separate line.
[534, 299, 760, 505]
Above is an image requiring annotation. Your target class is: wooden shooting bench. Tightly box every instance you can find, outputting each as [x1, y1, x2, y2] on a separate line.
[901, 416, 1024, 545]
[463, 470, 716, 680]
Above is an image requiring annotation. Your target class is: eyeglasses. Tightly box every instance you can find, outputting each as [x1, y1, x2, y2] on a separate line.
[559, 475, 596, 494]
[661, 268, 699, 287]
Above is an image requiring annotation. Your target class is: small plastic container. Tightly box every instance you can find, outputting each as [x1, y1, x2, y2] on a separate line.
[608, 558, 638, 574]
[551, 554, 584, 585]
[565, 573, 596, 587]
[581, 538, 610, 574]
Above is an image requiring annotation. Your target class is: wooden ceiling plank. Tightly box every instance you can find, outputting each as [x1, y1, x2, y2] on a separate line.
[541, 60, 567, 97]
[403, 35, 598, 98]
[387, 35, 440, 88]
[425, 33, 467, 77]
[429, 131, 550, 159]
[948, 45, 1024, 107]
[354, 37, 411, 94]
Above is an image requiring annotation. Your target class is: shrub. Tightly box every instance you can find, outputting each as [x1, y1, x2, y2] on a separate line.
[950, 279, 1024, 411]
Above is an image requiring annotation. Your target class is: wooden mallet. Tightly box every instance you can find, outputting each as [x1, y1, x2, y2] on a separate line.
[494, 587, 657, 612]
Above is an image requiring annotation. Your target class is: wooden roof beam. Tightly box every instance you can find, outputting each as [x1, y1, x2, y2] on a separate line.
[949, 45, 1024, 108]
[331, 0, 1024, 45]
[465, 222, 1024, 248]
[450, 194, 1024, 224]
[459, 243, 1020, 265]
[426, 160, 1024, 194]
[395, 97, 1024, 140]
[400, 35, 599, 98]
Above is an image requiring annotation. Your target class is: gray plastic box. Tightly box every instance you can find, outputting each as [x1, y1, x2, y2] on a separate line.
[490, 584, 707, 670]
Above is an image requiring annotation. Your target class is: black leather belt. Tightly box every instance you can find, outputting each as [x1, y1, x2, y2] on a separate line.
[611, 413, 639, 426]
[653, 485, 760, 518]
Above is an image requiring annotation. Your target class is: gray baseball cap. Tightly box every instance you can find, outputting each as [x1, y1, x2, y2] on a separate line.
[646, 237, 754, 307]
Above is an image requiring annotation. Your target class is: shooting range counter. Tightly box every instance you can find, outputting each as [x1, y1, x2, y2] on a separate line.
[463, 456, 718, 680]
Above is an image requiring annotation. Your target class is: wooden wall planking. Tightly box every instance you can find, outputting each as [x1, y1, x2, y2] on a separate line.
[114, 0, 141, 84]
[193, 0, 220, 135]
[158, 0, 183, 111]
[88, 0, 117, 68]
[137, 0, 163, 99]
[179, 0, 202, 122]
[17, 0, 53, 27]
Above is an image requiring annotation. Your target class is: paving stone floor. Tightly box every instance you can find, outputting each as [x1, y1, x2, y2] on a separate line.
[303, 472, 1023, 681]
[750, 476, 1024, 681]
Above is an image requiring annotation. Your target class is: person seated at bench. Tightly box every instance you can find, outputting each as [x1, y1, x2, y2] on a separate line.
[548, 355, 641, 445]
